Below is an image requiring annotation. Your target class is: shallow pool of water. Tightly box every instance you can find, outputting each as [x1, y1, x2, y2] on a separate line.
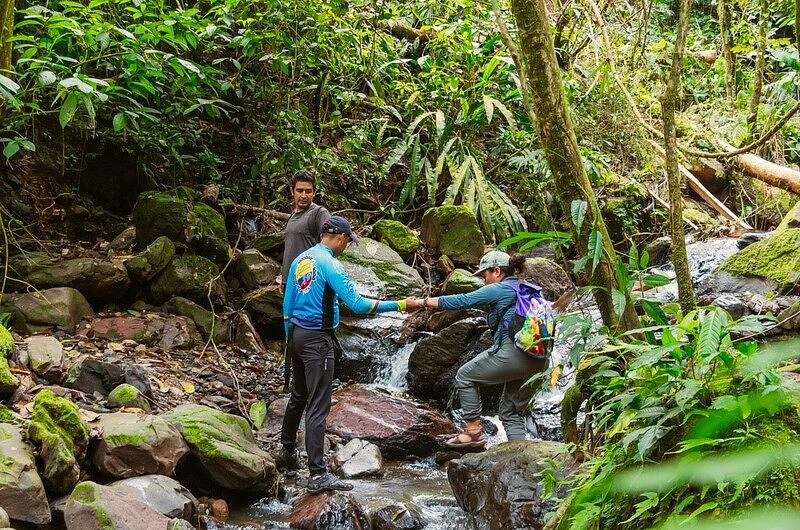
[227, 460, 471, 529]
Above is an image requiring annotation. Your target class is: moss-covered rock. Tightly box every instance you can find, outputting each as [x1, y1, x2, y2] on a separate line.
[0, 357, 18, 394]
[132, 189, 230, 265]
[163, 296, 227, 342]
[243, 286, 283, 328]
[91, 413, 189, 479]
[235, 249, 280, 291]
[747, 178, 799, 229]
[124, 236, 175, 283]
[190, 202, 230, 264]
[28, 389, 90, 496]
[372, 220, 421, 256]
[442, 269, 483, 294]
[339, 237, 424, 298]
[421, 205, 485, 266]
[107, 383, 151, 412]
[683, 207, 719, 226]
[65, 480, 171, 529]
[777, 201, 800, 233]
[0, 287, 94, 334]
[718, 228, 800, 293]
[521, 257, 574, 301]
[0, 323, 12, 358]
[163, 403, 277, 491]
[149, 255, 226, 306]
[10, 255, 131, 303]
[600, 180, 651, 241]
[0, 423, 51, 524]
[0, 323, 18, 393]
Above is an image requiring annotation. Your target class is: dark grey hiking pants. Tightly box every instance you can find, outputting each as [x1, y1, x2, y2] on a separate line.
[280, 327, 335, 475]
[455, 339, 547, 440]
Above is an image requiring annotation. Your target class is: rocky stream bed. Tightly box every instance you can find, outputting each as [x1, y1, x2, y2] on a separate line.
[0, 188, 798, 530]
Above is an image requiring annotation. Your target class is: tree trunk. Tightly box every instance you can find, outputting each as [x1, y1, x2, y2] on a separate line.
[747, 0, 768, 134]
[718, 0, 735, 101]
[510, 0, 639, 333]
[0, 0, 13, 73]
[714, 139, 800, 195]
[661, 0, 697, 314]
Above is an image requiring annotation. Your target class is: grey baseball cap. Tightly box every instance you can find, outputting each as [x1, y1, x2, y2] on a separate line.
[474, 250, 510, 276]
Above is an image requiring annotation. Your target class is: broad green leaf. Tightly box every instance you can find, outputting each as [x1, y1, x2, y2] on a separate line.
[0, 74, 20, 93]
[483, 94, 494, 124]
[643, 274, 672, 288]
[113, 112, 128, 132]
[698, 308, 725, 358]
[2, 141, 19, 159]
[571, 199, 588, 234]
[38, 70, 57, 85]
[612, 288, 626, 318]
[588, 228, 604, 274]
[59, 92, 80, 128]
[249, 400, 267, 429]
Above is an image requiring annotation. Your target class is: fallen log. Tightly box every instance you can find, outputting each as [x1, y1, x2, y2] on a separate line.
[714, 139, 800, 196]
[649, 140, 753, 229]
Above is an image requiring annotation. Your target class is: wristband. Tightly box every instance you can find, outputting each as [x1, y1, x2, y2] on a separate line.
[397, 300, 407, 312]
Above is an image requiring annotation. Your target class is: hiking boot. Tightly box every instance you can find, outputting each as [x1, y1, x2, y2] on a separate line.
[275, 446, 301, 474]
[304, 472, 354, 494]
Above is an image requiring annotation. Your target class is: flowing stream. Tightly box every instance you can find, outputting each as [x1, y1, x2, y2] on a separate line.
[230, 235, 797, 528]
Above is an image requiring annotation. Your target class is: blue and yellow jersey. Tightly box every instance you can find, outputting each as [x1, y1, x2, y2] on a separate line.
[283, 243, 402, 335]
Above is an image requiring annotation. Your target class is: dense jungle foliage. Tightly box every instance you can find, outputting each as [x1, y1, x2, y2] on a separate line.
[2, 0, 800, 528]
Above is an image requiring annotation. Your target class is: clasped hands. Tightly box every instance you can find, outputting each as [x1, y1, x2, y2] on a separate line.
[402, 297, 427, 311]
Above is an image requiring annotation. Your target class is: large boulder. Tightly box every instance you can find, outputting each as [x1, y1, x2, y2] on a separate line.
[777, 201, 800, 232]
[27, 389, 91, 496]
[717, 228, 800, 294]
[340, 237, 424, 298]
[326, 385, 456, 458]
[520, 258, 573, 301]
[149, 255, 227, 306]
[336, 314, 409, 383]
[64, 480, 170, 530]
[10, 254, 131, 303]
[289, 491, 371, 530]
[80, 314, 201, 350]
[26, 335, 64, 382]
[110, 475, 196, 520]
[236, 249, 280, 291]
[407, 318, 493, 407]
[442, 268, 483, 294]
[0, 423, 51, 524]
[244, 286, 283, 328]
[64, 358, 153, 397]
[420, 205, 485, 266]
[92, 413, 188, 479]
[372, 220, 421, 256]
[163, 404, 277, 491]
[133, 189, 230, 264]
[448, 441, 577, 530]
[124, 236, 175, 283]
[0, 287, 94, 333]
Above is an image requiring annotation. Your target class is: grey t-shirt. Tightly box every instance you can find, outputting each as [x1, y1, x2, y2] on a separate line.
[281, 203, 331, 287]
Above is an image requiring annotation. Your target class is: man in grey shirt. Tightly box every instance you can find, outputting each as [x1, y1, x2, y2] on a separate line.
[280, 171, 331, 293]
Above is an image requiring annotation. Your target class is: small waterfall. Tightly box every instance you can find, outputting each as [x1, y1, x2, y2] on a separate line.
[373, 341, 415, 390]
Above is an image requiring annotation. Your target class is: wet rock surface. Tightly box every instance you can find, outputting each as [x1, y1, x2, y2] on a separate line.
[289, 491, 371, 530]
[448, 441, 577, 530]
[326, 384, 457, 458]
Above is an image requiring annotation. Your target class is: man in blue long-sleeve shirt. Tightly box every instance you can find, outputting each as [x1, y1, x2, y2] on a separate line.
[278, 216, 420, 493]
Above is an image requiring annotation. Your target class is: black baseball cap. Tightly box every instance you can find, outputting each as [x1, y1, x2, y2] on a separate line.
[321, 216, 359, 243]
